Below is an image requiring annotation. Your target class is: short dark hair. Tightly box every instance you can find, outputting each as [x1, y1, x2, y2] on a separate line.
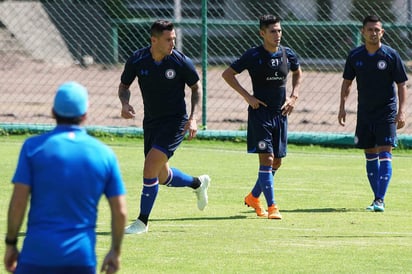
[52, 109, 83, 125]
[259, 14, 280, 30]
[150, 20, 174, 37]
[362, 15, 381, 27]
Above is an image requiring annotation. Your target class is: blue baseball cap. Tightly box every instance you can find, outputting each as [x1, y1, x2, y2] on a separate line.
[53, 81, 89, 118]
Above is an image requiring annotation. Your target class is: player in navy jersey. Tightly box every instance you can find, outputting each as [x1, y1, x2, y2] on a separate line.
[222, 15, 302, 219]
[4, 82, 127, 274]
[338, 15, 408, 212]
[118, 20, 210, 234]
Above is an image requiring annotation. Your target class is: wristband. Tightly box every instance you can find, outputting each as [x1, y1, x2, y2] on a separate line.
[5, 237, 17, 246]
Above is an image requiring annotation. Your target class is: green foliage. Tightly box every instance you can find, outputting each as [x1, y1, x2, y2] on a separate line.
[1, 137, 411, 273]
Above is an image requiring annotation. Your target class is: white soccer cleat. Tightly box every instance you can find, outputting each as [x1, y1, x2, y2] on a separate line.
[124, 219, 148, 234]
[195, 175, 211, 210]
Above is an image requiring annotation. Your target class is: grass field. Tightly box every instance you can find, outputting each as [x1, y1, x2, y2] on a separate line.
[1, 136, 411, 273]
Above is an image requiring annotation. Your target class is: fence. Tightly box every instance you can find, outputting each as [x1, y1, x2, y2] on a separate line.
[1, 0, 412, 142]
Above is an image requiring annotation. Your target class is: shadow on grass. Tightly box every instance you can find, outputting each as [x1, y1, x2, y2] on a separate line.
[149, 215, 247, 222]
[241, 207, 366, 214]
[281, 208, 355, 213]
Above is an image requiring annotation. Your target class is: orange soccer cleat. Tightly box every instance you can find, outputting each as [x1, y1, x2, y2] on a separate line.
[267, 204, 282, 220]
[244, 193, 267, 217]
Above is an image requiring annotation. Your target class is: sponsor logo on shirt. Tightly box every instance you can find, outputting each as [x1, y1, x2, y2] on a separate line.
[266, 71, 284, 81]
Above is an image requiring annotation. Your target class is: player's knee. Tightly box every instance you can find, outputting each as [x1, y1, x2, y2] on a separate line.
[272, 158, 282, 169]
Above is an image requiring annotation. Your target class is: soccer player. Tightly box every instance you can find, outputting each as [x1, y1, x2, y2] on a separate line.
[338, 15, 408, 212]
[118, 19, 210, 234]
[4, 82, 127, 274]
[222, 15, 302, 219]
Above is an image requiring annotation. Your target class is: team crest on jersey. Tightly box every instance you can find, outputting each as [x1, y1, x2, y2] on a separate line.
[165, 69, 176, 79]
[377, 60, 387, 70]
[258, 141, 267, 150]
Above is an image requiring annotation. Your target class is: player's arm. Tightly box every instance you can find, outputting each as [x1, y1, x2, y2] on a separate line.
[4, 183, 30, 273]
[184, 81, 200, 140]
[118, 83, 135, 119]
[396, 81, 407, 129]
[281, 67, 302, 116]
[338, 79, 353, 126]
[101, 194, 127, 274]
[222, 67, 267, 109]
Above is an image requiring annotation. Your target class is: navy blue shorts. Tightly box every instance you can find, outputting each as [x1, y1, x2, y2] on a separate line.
[15, 264, 95, 274]
[247, 108, 287, 158]
[355, 120, 397, 149]
[143, 115, 187, 158]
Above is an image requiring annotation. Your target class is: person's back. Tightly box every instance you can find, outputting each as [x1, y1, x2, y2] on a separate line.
[17, 125, 122, 266]
[5, 81, 127, 274]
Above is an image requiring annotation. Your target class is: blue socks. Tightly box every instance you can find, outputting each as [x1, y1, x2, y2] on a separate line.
[365, 152, 392, 201]
[377, 151, 392, 200]
[365, 153, 379, 198]
[258, 165, 275, 207]
[139, 178, 159, 224]
[251, 169, 277, 199]
[251, 178, 261, 197]
[164, 167, 198, 188]
[138, 168, 197, 225]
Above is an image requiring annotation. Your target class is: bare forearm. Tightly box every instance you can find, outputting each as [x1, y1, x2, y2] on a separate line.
[7, 185, 30, 239]
[339, 79, 352, 108]
[222, 68, 251, 101]
[109, 196, 127, 254]
[397, 82, 407, 113]
[290, 68, 302, 98]
[118, 83, 131, 106]
[189, 83, 200, 120]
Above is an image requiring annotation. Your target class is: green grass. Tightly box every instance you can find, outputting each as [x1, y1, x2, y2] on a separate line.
[1, 136, 412, 273]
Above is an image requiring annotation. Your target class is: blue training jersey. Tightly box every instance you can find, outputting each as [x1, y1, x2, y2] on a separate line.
[12, 125, 126, 267]
[230, 45, 300, 113]
[121, 47, 200, 122]
[343, 44, 408, 122]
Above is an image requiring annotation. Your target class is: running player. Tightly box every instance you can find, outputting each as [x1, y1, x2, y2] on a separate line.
[118, 20, 210, 234]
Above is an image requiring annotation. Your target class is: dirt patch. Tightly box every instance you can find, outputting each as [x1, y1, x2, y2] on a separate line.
[1, 53, 411, 135]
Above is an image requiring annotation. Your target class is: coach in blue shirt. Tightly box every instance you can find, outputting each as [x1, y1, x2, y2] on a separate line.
[338, 15, 408, 212]
[4, 81, 127, 274]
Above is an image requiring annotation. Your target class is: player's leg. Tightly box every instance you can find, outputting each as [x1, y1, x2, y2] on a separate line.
[355, 120, 379, 210]
[125, 147, 167, 234]
[157, 116, 210, 210]
[244, 110, 269, 217]
[160, 165, 210, 211]
[263, 114, 287, 219]
[373, 122, 397, 212]
[258, 153, 275, 206]
[376, 147, 393, 200]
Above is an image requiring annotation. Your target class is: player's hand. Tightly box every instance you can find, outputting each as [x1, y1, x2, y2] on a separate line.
[247, 95, 267, 109]
[183, 119, 198, 140]
[4, 246, 19, 273]
[100, 250, 120, 274]
[120, 104, 135, 119]
[396, 111, 406, 129]
[281, 96, 297, 116]
[338, 109, 346, 126]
